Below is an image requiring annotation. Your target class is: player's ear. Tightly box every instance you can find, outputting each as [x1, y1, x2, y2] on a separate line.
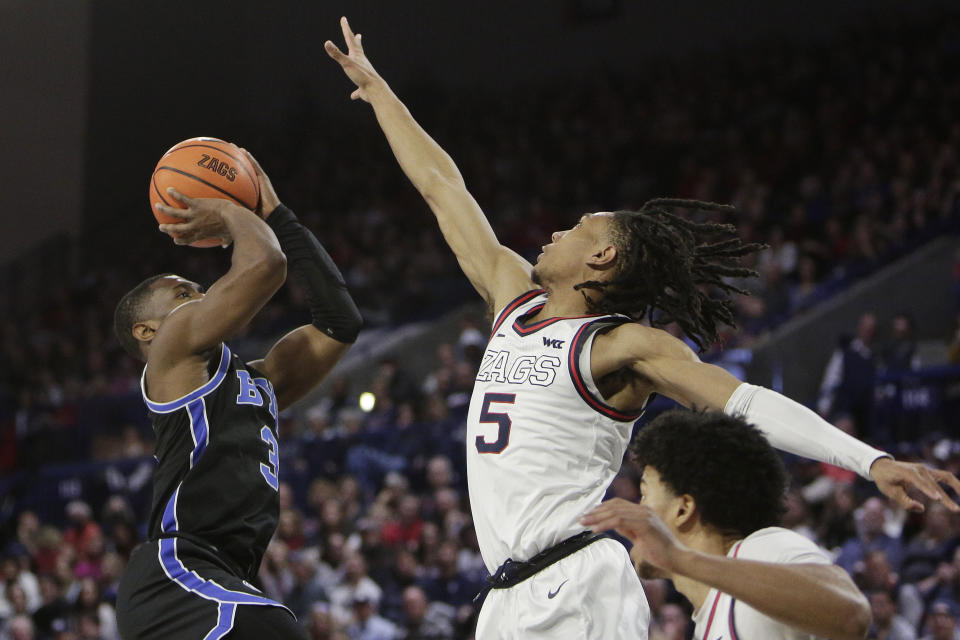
[587, 243, 618, 269]
[674, 493, 698, 530]
[132, 320, 159, 344]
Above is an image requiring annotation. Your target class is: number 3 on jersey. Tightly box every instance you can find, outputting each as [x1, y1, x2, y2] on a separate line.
[476, 392, 515, 454]
[259, 426, 280, 490]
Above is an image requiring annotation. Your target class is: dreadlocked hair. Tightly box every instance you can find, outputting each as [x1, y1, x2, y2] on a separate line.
[573, 198, 765, 351]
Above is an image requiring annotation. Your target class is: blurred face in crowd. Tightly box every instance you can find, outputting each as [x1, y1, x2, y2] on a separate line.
[308, 605, 333, 640]
[532, 213, 618, 291]
[660, 603, 689, 640]
[924, 503, 953, 540]
[860, 497, 887, 538]
[8, 615, 33, 640]
[403, 586, 428, 624]
[869, 591, 895, 627]
[930, 604, 958, 640]
[862, 550, 892, 590]
[344, 552, 366, 581]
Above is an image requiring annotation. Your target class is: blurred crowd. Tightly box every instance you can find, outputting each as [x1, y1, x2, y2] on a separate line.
[4, 14, 960, 469]
[2, 10, 960, 640]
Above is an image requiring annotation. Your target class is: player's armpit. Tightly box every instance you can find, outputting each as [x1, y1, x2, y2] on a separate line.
[249, 325, 351, 411]
[591, 324, 740, 409]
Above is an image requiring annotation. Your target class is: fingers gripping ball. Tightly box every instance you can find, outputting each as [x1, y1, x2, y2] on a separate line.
[150, 137, 260, 247]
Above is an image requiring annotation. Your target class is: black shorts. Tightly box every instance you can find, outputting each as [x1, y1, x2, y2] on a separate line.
[117, 538, 307, 640]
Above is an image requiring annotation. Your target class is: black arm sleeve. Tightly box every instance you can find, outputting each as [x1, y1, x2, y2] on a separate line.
[266, 205, 363, 343]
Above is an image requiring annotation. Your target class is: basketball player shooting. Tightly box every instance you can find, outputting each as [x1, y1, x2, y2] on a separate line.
[113, 152, 361, 640]
[327, 17, 959, 638]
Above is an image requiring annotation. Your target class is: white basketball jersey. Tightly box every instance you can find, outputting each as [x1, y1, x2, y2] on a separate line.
[466, 290, 646, 573]
[692, 527, 832, 640]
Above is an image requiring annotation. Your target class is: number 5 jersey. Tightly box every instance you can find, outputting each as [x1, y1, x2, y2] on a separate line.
[467, 290, 648, 573]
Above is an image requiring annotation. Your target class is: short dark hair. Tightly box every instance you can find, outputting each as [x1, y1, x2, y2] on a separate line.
[631, 409, 787, 538]
[113, 273, 172, 360]
[574, 199, 764, 351]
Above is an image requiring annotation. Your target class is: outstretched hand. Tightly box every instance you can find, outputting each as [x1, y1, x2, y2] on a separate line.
[870, 457, 960, 513]
[324, 16, 381, 103]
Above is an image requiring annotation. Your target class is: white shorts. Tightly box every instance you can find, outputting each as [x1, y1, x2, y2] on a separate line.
[476, 538, 650, 639]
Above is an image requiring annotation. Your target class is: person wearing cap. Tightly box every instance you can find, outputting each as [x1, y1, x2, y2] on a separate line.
[346, 581, 399, 640]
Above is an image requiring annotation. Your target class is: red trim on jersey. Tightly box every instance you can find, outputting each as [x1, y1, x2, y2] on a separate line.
[511, 303, 605, 336]
[701, 540, 744, 640]
[491, 289, 545, 336]
[567, 319, 643, 422]
[702, 590, 723, 640]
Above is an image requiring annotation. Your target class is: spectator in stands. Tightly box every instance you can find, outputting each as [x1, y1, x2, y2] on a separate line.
[286, 548, 330, 621]
[902, 504, 960, 585]
[818, 312, 878, 435]
[868, 589, 918, 640]
[837, 497, 904, 573]
[400, 585, 454, 640]
[921, 599, 960, 640]
[61, 503, 100, 562]
[345, 581, 399, 640]
[0, 553, 40, 618]
[856, 550, 924, 629]
[882, 313, 921, 372]
[417, 541, 480, 627]
[0, 614, 35, 640]
[306, 602, 342, 640]
[330, 552, 384, 628]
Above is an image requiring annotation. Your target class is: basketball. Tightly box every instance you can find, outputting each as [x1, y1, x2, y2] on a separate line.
[149, 137, 260, 247]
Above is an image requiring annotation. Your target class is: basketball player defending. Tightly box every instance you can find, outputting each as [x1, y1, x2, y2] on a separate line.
[327, 17, 959, 638]
[583, 411, 871, 640]
[114, 153, 361, 640]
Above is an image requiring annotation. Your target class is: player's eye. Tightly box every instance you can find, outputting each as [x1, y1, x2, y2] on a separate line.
[178, 291, 190, 298]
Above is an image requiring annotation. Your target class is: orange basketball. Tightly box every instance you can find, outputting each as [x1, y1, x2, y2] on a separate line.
[149, 137, 260, 248]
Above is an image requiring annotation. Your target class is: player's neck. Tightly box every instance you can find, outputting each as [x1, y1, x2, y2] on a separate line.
[535, 283, 592, 320]
[672, 528, 739, 611]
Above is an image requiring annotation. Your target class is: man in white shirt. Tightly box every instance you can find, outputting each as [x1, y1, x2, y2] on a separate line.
[583, 410, 872, 639]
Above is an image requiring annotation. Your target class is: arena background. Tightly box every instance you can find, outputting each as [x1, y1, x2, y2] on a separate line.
[3, 1, 960, 638]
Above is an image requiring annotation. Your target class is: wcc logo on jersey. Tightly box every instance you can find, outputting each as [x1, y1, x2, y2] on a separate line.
[475, 349, 561, 386]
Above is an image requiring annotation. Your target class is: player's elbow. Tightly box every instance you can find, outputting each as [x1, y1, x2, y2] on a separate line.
[835, 594, 871, 640]
[420, 167, 465, 200]
[248, 249, 287, 291]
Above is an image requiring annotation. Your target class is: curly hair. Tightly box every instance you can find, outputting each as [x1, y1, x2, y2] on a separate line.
[631, 409, 787, 538]
[574, 198, 764, 351]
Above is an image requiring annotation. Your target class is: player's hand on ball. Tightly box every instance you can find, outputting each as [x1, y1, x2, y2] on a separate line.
[325, 16, 381, 103]
[239, 150, 280, 220]
[156, 188, 236, 247]
[580, 499, 686, 574]
[869, 457, 960, 513]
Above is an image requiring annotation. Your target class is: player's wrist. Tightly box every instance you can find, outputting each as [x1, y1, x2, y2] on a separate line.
[867, 454, 895, 479]
[663, 544, 697, 577]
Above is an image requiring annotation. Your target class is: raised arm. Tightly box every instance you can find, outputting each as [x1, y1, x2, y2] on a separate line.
[325, 17, 533, 309]
[151, 190, 286, 366]
[582, 500, 871, 640]
[592, 323, 960, 512]
[242, 151, 361, 411]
